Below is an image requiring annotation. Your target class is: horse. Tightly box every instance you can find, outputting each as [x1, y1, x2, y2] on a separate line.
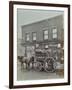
[18, 55, 35, 71]
[17, 56, 24, 70]
[22, 56, 35, 70]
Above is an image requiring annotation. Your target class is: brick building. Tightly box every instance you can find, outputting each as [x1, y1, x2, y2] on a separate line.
[19, 15, 64, 62]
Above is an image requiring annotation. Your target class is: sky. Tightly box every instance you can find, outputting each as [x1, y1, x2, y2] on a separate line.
[17, 9, 64, 39]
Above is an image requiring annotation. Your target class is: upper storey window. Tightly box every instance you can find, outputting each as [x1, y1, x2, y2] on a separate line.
[52, 28, 57, 39]
[44, 30, 48, 40]
[32, 32, 37, 41]
[26, 33, 30, 41]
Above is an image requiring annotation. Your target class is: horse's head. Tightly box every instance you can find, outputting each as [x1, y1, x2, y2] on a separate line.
[17, 56, 24, 62]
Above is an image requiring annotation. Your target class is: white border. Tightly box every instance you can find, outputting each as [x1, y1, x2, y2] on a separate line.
[13, 5, 68, 85]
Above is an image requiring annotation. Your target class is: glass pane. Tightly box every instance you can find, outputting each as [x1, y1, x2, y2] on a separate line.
[53, 29, 57, 33]
[44, 35, 48, 39]
[58, 43, 61, 48]
[33, 37, 36, 40]
[26, 34, 29, 41]
[44, 30, 48, 34]
[33, 33, 36, 40]
[45, 45, 48, 48]
[27, 37, 29, 41]
[53, 33, 57, 38]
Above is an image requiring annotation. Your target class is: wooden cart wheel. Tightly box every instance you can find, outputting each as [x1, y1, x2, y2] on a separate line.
[34, 61, 43, 71]
[44, 57, 56, 72]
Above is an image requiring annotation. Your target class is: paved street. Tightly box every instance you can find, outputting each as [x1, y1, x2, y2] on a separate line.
[17, 62, 63, 81]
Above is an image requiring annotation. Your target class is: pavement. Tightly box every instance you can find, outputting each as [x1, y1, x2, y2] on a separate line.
[17, 62, 64, 81]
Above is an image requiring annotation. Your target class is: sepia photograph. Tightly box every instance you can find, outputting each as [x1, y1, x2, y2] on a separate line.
[9, 1, 70, 88]
[17, 9, 64, 81]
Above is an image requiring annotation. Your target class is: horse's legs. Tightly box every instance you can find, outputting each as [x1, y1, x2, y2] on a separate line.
[26, 62, 31, 70]
[26, 62, 28, 69]
[21, 62, 24, 71]
[32, 62, 34, 69]
[23, 63, 25, 69]
[21, 63, 22, 71]
[27, 62, 30, 69]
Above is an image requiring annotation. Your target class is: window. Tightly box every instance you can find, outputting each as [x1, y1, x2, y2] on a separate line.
[32, 32, 36, 41]
[58, 43, 61, 48]
[52, 28, 57, 38]
[45, 45, 48, 48]
[26, 33, 30, 41]
[36, 44, 39, 48]
[44, 30, 48, 40]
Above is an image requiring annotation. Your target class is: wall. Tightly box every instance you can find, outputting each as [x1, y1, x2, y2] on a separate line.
[0, 0, 72, 90]
[17, 39, 25, 56]
[17, 7, 63, 39]
[22, 15, 63, 42]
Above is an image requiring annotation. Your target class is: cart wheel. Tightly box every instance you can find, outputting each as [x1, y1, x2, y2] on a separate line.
[34, 61, 43, 71]
[44, 57, 56, 72]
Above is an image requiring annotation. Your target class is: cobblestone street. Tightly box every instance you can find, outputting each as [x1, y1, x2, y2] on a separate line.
[17, 62, 63, 81]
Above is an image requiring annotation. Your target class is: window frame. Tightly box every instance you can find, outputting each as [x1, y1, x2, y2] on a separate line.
[25, 33, 30, 41]
[52, 26, 57, 39]
[32, 32, 37, 41]
[43, 30, 49, 40]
